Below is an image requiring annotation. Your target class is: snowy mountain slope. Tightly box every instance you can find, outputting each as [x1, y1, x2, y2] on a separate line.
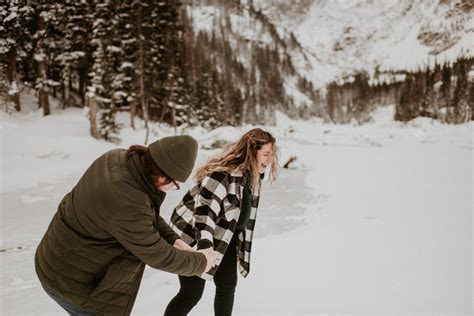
[186, 2, 317, 113]
[231, 0, 474, 87]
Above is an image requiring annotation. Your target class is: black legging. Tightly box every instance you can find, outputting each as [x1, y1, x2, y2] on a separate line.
[164, 238, 238, 316]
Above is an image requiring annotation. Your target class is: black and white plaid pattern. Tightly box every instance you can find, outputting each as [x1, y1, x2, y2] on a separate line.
[170, 171, 261, 280]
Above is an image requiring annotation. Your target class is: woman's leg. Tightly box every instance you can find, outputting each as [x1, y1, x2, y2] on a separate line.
[164, 275, 206, 316]
[213, 239, 238, 316]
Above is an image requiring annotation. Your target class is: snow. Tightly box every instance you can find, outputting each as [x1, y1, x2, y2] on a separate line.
[33, 53, 46, 62]
[107, 45, 122, 53]
[1, 96, 472, 315]
[284, 77, 313, 108]
[120, 62, 133, 69]
[253, 0, 474, 86]
[8, 81, 18, 96]
[189, 6, 218, 34]
[229, 12, 273, 45]
[4, 11, 18, 23]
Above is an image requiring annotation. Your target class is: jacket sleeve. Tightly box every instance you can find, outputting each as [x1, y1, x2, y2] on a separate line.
[155, 215, 180, 245]
[194, 172, 229, 247]
[108, 204, 206, 276]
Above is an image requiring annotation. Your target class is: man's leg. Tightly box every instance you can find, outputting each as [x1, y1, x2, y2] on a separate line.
[42, 285, 94, 316]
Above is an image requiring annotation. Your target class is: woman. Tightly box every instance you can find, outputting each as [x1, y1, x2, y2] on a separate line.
[35, 135, 216, 316]
[165, 128, 279, 316]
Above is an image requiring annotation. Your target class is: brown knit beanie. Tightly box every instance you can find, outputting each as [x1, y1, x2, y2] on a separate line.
[148, 135, 198, 182]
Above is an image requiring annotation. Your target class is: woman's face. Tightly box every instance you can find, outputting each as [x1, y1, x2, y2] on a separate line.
[256, 143, 274, 174]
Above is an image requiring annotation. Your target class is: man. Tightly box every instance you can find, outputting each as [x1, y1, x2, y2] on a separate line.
[35, 135, 215, 315]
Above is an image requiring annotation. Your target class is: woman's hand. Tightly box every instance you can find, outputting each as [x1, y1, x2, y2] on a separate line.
[197, 248, 216, 273]
[173, 239, 194, 252]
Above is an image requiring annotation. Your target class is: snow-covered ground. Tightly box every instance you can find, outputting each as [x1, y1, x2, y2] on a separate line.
[1, 100, 472, 315]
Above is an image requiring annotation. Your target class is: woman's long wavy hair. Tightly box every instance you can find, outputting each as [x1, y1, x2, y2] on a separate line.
[195, 128, 279, 192]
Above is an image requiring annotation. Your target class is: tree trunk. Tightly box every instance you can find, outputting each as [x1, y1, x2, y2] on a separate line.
[7, 49, 21, 112]
[37, 12, 50, 116]
[136, 4, 149, 144]
[169, 98, 177, 133]
[241, 87, 249, 125]
[38, 58, 51, 116]
[79, 68, 86, 106]
[159, 99, 167, 122]
[130, 97, 136, 129]
[88, 95, 100, 139]
[63, 65, 70, 108]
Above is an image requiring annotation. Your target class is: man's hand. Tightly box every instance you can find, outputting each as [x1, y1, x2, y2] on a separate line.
[173, 239, 194, 252]
[197, 248, 216, 273]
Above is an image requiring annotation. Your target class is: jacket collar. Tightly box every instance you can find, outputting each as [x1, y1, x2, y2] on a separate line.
[127, 152, 166, 209]
[230, 170, 265, 180]
[230, 171, 244, 177]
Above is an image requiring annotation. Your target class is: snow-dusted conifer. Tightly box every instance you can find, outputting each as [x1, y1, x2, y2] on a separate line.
[116, 0, 137, 128]
[88, 0, 121, 142]
[1, 2, 35, 112]
[34, 3, 53, 116]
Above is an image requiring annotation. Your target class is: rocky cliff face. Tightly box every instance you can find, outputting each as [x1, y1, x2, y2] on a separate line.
[250, 0, 473, 85]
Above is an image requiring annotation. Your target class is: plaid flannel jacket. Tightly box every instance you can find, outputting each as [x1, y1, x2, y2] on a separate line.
[170, 171, 261, 280]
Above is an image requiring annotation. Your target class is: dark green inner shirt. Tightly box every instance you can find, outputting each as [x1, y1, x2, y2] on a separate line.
[234, 181, 252, 235]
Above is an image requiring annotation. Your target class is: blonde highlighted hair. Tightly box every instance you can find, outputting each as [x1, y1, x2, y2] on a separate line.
[195, 128, 279, 192]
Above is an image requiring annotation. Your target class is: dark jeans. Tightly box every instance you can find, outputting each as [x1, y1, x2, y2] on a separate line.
[42, 285, 94, 316]
[165, 238, 238, 316]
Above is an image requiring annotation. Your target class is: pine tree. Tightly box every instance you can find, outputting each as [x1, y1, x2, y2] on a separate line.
[88, 0, 121, 142]
[116, 0, 137, 128]
[160, 1, 193, 128]
[53, 2, 89, 108]
[440, 61, 452, 109]
[72, 2, 94, 106]
[353, 72, 370, 123]
[422, 66, 435, 117]
[131, 0, 178, 142]
[44, 3, 69, 101]
[148, 1, 172, 124]
[326, 82, 339, 123]
[244, 63, 258, 124]
[0, 63, 14, 112]
[468, 59, 474, 121]
[194, 63, 218, 129]
[0, 2, 35, 112]
[34, 2, 53, 116]
[396, 74, 413, 121]
[452, 58, 470, 123]
[227, 87, 243, 126]
[411, 71, 425, 118]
